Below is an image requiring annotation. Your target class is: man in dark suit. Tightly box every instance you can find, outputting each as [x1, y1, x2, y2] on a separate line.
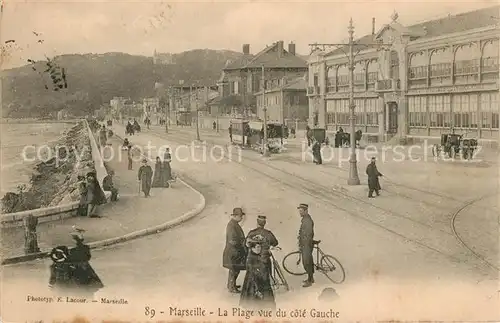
[246, 215, 278, 277]
[222, 207, 247, 293]
[297, 203, 315, 287]
[366, 157, 383, 198]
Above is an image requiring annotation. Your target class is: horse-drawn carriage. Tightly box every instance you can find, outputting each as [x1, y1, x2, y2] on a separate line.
[432, 133, 478, 159]
[334, 129, 362, 148]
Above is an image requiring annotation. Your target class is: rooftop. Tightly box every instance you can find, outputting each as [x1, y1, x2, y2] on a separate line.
[325, 5, 499, 57]
[225, 42, 308, 70]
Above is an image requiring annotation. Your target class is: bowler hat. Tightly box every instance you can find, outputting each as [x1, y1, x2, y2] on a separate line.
[231, 207, 245, 216]
[297, 203, 309, 209]
[257, 215, 267, 220]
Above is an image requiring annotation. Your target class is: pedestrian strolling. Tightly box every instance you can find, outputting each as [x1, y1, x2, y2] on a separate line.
[67, 230, 104, 298]
[297, 203, 315, 287]
[222, 207, 247, 293]
[239, 237, 276, 310]
[366, 157, 383, 198]
[127, 145, 133, 170]
[312, 138, 323, 165]
[138, 158, 153, 197]
[152, 156, 167, 188]
[163, 148, 173, 184]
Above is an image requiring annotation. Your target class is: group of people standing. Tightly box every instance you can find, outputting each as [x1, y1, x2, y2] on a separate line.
[48, 229, 103, 297]
[222, 203, 316, 310]
[125, 119, 141, 136]
[136, 148, 174, 197]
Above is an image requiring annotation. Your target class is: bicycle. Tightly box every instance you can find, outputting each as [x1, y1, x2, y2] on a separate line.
[269, 246, 290, 291]
[282, 240, 345, 284]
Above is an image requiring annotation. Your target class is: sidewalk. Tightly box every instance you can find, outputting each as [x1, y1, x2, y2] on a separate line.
[0, 136, 202, 259]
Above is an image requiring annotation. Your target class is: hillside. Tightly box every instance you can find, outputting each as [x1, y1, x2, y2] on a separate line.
[1, 50, 243, 118]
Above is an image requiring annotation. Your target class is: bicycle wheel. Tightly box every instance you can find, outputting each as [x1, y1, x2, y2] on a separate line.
[273, 258, 290, 291]
[282, 251, 306, 276]
[320, 255, 346, 284]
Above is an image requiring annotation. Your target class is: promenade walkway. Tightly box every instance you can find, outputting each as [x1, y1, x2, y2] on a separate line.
[1, 135, 202, 259]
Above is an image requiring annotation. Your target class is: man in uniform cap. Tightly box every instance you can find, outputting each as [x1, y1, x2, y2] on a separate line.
[222, 207, 247, 293]
[297, 203, 315, 287]
[246, 215, 279, 278]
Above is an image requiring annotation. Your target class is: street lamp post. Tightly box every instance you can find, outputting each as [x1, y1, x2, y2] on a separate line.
[309, 18, 391, 185]
[165, 87, 170, 133]
[261, 65, 269, 157]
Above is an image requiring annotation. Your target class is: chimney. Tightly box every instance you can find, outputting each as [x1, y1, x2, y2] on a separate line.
[372, 18, 376, 35]
[288, 42, 296, 55]
[242, 44, 250, 55]
[277, 40, 284, 57]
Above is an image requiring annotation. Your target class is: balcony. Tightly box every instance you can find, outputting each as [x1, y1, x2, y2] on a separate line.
[307, 86, 321, 96]
[375, 79, 400, 92]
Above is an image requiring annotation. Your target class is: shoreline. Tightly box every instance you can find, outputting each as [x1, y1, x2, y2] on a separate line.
[1, 120, 98, 214]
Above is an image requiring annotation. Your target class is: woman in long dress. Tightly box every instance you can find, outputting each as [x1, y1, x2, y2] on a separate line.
[152, 157, 166, 188]
[163, 148, 172, 186]
[239, 239, 276, 310]
[68, 232, 104, 298]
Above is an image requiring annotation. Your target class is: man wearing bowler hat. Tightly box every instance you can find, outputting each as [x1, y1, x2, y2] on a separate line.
[246, 215, 279, 277]
[366, 157, 383, 198]
[222, 207, 247, 293]
[297, 203, 315, 287]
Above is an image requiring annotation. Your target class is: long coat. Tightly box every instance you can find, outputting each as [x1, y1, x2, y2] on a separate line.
[163, 152, 172, 182]
[298, 214, 315, 274]
[222, 219, 247, 271]
[239, 251, 276, 310]
[138, 165, 153, 193]
[152, 162, 166, 188]
[366, 163, 382, 190]
[86, 179, 107, 205]
[68, 242, 104, 294]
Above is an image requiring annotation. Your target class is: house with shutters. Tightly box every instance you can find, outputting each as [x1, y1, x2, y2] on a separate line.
[308, 6, 499, 145]
[214, 41, 308, 117]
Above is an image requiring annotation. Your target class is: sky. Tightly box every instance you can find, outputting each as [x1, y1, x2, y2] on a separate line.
[0, 0, 498, 69]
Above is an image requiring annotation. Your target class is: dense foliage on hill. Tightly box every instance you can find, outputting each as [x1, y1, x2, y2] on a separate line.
[2, 50, 243, 118]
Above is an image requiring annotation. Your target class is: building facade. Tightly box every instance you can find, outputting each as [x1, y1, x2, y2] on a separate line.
[308, 6, 499, 144]
[255, 77, 309, 128]
[217, 41, 308, 117]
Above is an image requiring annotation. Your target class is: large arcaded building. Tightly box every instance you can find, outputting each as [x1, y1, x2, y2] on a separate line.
[307, 6, 499, 146]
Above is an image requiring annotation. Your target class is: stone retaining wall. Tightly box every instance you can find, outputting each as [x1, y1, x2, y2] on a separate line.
[0, 120, 110, 228]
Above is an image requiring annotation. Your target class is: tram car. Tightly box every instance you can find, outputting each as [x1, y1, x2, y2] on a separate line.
[230, 119, 287, 153]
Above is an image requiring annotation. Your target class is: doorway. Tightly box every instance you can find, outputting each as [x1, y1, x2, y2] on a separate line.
[388, 102, 398, 134]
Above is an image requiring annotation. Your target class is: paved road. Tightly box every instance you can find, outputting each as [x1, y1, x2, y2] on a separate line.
[2, 124, 499, 322]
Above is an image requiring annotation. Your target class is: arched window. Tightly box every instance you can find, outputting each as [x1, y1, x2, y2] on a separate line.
[389, 51, 399, 79]
[429, 47, 452, 77]
[337, 65, 349, 92]
[408, 51, 427, 79]
[326, 66, 336, 92]
[454, 43, 479, 84]
[482, 40, 499, 73]
[354, 62, 365, 85]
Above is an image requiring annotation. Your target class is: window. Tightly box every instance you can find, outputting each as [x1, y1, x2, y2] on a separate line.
[453, 94, 478, 128]
[481, 92, 499, 129]
[354, 99, 364, 125]
[429, 63, 452, 77]
[336, 100, 350, 125]
[233, 81, 239, 94]
[409, 96, 426, 127]
[409, 65, 427, 79]
[313, 74, 319, 86]
[454, 59, 480, 75]
[429, 95, 451, 128]
[326, 100, 335, 125]
[366, 99, 378, 125]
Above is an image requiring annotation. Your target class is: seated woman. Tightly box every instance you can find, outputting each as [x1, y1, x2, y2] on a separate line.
[102, 170, 119, 201]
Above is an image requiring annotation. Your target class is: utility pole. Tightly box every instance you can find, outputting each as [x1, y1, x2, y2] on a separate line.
[309, 17, 392, 186]
[261, 65, 269, 157]
[165, 87, 170, 133]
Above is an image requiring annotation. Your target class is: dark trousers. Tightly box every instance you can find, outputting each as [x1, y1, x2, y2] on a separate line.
[301, 246, 314, 281]
[368, 187, 380, 197]
[227, 269, 240, 290]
